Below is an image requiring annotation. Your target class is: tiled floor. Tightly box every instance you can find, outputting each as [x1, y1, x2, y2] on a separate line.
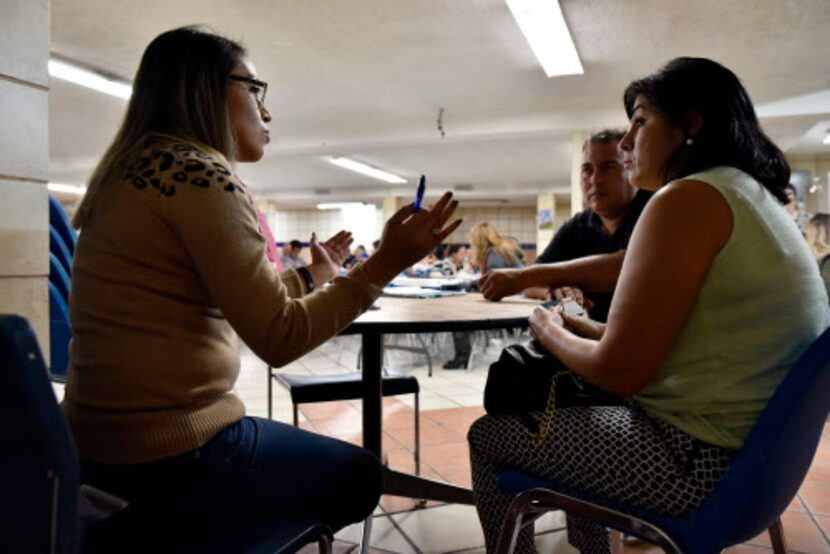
[234, 333, 830, 553]
[53, 332, 830, 552]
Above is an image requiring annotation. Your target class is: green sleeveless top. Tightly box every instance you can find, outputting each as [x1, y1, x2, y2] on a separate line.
[633, 167, 829, 449]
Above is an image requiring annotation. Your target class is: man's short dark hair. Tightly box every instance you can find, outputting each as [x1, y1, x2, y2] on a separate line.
[289, 239, 303, 249]
[582, 129, 626, 152]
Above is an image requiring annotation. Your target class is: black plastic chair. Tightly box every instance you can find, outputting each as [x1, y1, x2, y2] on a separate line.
[494, 326, 830, 553]
[0, 314, 333, 553]
[269, 367, 421, 476]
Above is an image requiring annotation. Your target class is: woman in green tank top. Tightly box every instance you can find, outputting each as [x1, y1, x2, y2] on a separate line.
[469, 58, 829, 554]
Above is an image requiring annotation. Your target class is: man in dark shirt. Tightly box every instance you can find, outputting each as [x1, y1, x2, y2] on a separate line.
[481, 129, 651, 322]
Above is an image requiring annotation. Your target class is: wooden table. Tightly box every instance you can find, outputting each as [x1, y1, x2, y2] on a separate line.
[341, 293, 542, 504]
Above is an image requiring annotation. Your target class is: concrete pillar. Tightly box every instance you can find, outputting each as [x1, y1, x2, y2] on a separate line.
[0, 0, 50, 353]
[536, 193, 556, 253]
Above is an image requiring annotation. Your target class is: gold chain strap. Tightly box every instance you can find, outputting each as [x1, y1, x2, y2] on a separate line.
[532, 371, 569, 448]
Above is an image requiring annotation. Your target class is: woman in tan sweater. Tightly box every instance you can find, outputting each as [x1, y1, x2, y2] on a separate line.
[65, 26, 460, 551]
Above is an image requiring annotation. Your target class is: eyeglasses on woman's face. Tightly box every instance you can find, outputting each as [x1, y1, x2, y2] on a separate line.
[229, 75, 268, 108]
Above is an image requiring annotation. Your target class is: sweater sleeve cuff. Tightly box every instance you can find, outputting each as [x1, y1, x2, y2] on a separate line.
[279, 269, 305, 298]
[343, 263, 385, 300]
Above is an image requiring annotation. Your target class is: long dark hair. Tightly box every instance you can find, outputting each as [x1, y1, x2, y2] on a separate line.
[74, 26, 245, 228]
[624, 57, 789, 203]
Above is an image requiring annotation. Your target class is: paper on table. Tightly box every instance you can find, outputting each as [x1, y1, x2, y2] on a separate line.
[382, 286, 467, 299]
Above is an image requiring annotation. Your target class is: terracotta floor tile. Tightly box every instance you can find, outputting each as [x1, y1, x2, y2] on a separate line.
[435, 465, 473, 489]
[313, 415, 365, 436]
[806, 461, 830, 487]
[299, 400, 360, 421]
[384, 447, 419, 474]
[298, 421, 317, 432]
[387, 418, 465, 450]
[724, 545, 770, 553]
[421, 442, 472, 470]
[381, 407, 418, 431]
[746, 511, 830, 553]
[799, 483, 830, 515]
[424, 406, 486, 427]
[815, 514, 830, 539]
[788, 494, 807, 513]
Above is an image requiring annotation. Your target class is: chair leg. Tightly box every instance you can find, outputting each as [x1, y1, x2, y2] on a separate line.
[495, 496, 530, 554]
[317, 533, 333, 554]
[768, 517, 787, 554]
[358, 515, 373, 554]
[292, 404, 299, 427]
[267, 366, 273, 420]
[414, 393, 420, 477]
[414, 334, 433, 377]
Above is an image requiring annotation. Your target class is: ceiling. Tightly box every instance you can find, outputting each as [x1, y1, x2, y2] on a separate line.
[49, 0, 830, 208]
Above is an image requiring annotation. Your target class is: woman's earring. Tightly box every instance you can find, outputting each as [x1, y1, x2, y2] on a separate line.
[685, 137, 694, 146]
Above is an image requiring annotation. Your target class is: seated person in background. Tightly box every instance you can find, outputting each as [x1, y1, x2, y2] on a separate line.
[805, 213, 830, 296]
[445, 224, 524, 369]
[280, 238, 306, 269]
[440, 244, 470, 276]
[469, 222, 524, 272]
[64, 26, 462, 552]
[469, 57, 829, 554]
[527, 129, 652, 322]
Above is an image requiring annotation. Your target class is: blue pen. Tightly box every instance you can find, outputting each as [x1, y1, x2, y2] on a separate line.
[414, 175, 426, 211]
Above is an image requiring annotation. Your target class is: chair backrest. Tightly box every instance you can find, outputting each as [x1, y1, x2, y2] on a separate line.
[0, 314, 80, 553]
[49, 195, 77, 255]
[49, 283, 72, 380]
[49, 252, 71, 303]
[667, 326, 830, 548]
[49, 226, 73, 278]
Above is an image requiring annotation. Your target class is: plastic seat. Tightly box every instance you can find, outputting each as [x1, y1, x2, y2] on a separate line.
[269, 367, 421, 476]
[0, 314, 334, 553]
[50, 226, 73, 278]
[495, 326, 830, 554]
[49, 283, 72, 381]
[49, 195, 78, 255]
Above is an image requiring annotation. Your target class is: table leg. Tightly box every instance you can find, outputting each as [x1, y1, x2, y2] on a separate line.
[361, 331, 475, 505]
[361, 332, 383, 457]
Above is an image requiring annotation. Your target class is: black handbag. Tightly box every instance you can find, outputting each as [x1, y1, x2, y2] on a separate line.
[484, 341, 620, 446]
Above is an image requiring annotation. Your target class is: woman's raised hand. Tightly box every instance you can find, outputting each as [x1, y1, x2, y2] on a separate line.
[306, 230, 353, 287]
[362, 192, 462, 285]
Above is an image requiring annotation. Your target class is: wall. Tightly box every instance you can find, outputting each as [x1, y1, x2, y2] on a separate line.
[266, 206, 385, 252]
[0, 0, 50, 353]
[789, 153, 830, 215]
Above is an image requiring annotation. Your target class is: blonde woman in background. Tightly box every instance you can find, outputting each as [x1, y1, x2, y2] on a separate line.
[469, 222, 524, 273]
[444, 224, 524, 369]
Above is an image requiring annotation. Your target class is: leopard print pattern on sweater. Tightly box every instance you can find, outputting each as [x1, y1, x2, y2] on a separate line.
[123, 139, 238, 198]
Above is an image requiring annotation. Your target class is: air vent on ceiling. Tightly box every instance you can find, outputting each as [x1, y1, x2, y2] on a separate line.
[313, 188, 331, 195]
[454, 184, 474, 192]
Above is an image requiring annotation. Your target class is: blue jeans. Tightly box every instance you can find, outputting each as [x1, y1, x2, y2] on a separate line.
[82, 417, 382, 552]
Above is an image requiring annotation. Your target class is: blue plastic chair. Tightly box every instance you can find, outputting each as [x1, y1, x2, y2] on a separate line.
[0, 314, 334, 553]
[0, 314, 81, 554]
[495, 326, 830, 554]
[49, 282, 72, 381]
[50, 252, 71, 303]
[49, 195, 77, 255]
[50, 226, 73, 278]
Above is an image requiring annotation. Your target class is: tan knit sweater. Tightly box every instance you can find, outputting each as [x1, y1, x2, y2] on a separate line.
[64, 137, 383, 464]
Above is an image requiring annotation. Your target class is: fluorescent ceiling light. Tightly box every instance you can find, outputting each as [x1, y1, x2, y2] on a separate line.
[316, 202, 367, 210]
[505, 0, 584, 77]
[328, 157, 407, 184]
[48, 59, 132, 100]
[823, 134, 830, 145]
[48, 183, 87, 196]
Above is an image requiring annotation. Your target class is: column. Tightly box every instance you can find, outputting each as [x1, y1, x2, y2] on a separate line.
[0, 0, 50, 354]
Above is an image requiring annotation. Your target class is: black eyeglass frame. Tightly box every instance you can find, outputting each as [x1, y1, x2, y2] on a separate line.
[229, 75, 268, 107]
